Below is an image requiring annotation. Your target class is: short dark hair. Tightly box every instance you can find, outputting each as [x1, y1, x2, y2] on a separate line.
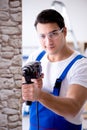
[34, 9, 65, 29]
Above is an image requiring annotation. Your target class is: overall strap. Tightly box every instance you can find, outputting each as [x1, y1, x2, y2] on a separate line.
[57, 54, 84, 82]
[54, 54, 84, 96]
[36, 50, 46, 61]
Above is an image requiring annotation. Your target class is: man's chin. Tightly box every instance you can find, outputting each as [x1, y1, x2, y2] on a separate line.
[46, 48, 55, 53]
[46, 50, 55, 55]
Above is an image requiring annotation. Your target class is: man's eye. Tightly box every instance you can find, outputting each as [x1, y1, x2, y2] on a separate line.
[40, 35, 45, 39]
[52, 32, 58, 35]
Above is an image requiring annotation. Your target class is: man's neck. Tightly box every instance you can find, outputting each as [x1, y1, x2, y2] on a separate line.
[47, 46, 74, 62]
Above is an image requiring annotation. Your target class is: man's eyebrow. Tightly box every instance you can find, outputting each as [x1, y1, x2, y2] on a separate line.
[49, 29, 59, 34]
[39, 29, 59, 35]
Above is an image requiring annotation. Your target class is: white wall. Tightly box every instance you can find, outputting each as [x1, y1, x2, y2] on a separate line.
[22, 0, 87, 56]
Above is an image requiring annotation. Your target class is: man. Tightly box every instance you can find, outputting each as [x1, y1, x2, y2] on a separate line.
[22, 9, 87, 130]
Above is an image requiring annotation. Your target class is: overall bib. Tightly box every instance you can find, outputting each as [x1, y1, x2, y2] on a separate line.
[29, 51, 83, 130]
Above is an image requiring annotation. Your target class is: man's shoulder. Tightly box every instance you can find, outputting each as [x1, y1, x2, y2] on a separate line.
[26, 48, 45, 63]
[31, 48, 45, 57]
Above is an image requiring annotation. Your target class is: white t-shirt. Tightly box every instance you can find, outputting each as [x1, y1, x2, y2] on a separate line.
[26, 48, 87, 125]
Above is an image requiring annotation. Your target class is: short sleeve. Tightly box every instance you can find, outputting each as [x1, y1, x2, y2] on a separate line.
[68, 57, 87, 88]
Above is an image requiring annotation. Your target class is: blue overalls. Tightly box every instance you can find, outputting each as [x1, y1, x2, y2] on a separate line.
[29, 50, 84, 130]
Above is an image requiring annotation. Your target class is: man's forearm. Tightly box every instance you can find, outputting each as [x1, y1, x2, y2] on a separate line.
[38, 90, 80, 118]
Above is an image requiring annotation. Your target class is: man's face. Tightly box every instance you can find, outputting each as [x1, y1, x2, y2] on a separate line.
[36, 23, 67, 55]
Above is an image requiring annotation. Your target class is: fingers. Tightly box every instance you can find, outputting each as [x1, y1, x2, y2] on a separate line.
[40, 73, 44, 78]
[22, 84, 34, 101]
[22, 75, 43, 101]
[31, 73, 44, 88]
[31, 78, 43, 89]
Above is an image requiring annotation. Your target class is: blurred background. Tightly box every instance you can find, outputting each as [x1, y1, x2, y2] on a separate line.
[22, 0, 87, 130]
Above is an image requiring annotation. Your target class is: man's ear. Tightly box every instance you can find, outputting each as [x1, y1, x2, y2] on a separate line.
[63, 27, 67, 36]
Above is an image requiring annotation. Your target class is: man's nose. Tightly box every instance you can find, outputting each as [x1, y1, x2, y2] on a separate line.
[45, 35, 52, 43]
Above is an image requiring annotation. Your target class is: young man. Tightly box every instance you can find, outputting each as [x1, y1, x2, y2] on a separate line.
[22, 9, 87, 130]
